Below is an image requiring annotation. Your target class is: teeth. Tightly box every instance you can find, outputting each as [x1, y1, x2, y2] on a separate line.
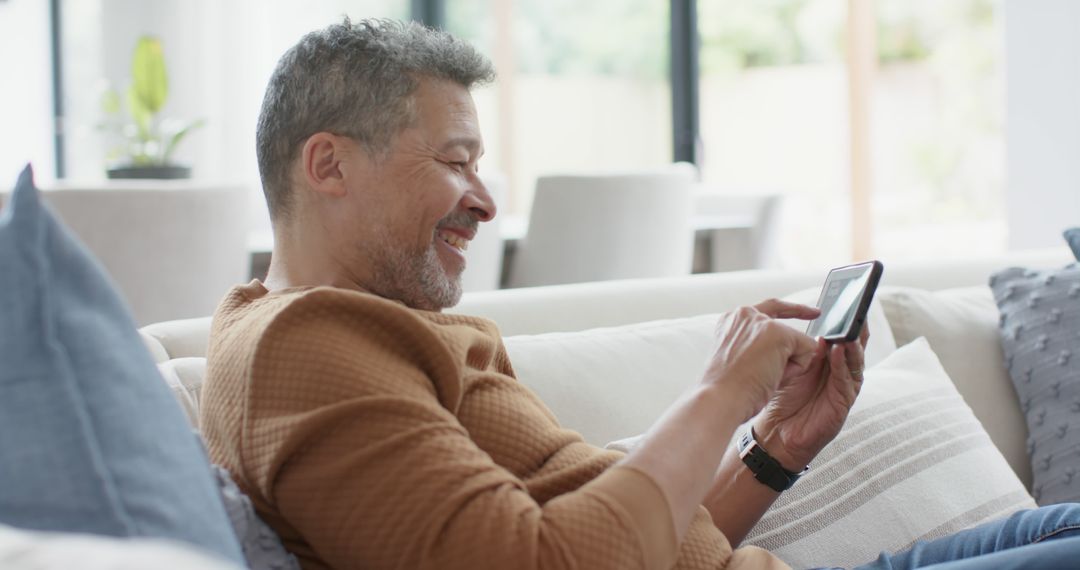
[438, 230, 469, 251]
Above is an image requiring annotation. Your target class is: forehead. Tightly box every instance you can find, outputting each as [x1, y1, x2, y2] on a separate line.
[409, 78, 482, 148]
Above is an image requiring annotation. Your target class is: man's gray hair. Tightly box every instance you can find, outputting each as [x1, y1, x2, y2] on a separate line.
[256, 18, 495, 220]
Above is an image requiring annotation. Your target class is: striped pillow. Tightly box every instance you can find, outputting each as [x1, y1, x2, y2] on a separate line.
[742, 338, 1035, 568]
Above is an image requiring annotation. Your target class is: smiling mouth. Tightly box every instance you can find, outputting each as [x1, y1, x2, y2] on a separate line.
[437, 229, 470, 252]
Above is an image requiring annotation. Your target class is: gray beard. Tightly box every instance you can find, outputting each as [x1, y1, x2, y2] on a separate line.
[367, 234, 463, 311]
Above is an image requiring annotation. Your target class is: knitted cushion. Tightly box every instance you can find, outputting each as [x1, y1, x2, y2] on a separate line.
[991, 260, 1080, 505]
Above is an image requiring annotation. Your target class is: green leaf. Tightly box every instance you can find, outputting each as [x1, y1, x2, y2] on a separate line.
[131, 36, 168, 115]
[126, 84, 152, 141]
[162, 118, 206, 164]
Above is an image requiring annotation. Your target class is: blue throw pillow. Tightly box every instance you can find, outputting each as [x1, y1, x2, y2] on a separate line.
[1065, 228, 1080, 261]
[990, 257, 1080, 505]
[0, 165, 243, 563]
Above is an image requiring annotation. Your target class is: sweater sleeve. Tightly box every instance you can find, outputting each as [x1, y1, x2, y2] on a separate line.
[241, 293, 679, 570]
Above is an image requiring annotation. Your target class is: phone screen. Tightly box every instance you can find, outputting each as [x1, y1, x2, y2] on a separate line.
[806, 261, 882, 341]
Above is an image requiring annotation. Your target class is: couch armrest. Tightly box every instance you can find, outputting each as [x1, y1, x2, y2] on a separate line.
[141, 316, 214, 359]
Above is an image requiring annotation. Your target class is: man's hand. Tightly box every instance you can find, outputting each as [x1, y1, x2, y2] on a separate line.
[702, 299, 822, 424]
[752, 322, 870, 471]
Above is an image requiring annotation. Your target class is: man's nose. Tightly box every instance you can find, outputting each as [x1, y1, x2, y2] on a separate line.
[462, 175, 497, 222]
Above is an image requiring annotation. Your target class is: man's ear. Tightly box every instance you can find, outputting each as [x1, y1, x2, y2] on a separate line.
[300, 132, 350, 198]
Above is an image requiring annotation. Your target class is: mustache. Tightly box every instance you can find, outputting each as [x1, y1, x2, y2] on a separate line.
[436, 211, 479, 233]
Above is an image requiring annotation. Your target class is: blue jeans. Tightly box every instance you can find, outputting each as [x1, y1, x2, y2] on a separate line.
[838, 504, 1080, 569]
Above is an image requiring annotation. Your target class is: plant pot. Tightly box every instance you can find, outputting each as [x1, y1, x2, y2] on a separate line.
[106, 165, 192, 180]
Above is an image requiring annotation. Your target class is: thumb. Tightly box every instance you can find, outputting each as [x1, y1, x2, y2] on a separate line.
[784, 331, 822, 376]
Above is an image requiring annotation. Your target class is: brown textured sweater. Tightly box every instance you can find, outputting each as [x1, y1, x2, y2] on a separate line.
[201, 281, 790, 570]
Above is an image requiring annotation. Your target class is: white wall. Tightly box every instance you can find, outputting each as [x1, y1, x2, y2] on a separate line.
[0, 0, 55, 187]
[1005, 0, 1080, 249]
[61, 0, 406, 233]
[65, 0, 262, 217]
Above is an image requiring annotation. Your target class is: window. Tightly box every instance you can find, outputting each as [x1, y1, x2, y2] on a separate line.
[0, 0, 54, 185]
[47, 0, 1010, 268]
[697, 0, 1005, 267]
[871, 0, 1005, 260]
[698, 0, 849, 267]
[447, 0, 672, 217]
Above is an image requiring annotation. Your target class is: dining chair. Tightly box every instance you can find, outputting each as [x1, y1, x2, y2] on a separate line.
[507, 164, 696, 288]
[35, 182, 250, 326]
[694, 191, 783, 272]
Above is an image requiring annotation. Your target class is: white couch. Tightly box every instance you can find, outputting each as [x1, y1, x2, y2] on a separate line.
[141, 247, 1074, 568]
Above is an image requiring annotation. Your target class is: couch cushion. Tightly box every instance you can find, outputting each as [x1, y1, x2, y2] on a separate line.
[139, 329, 170, 363]
[741, 338, 1034, 568]
[505, 314, 718, 447]
[0, 523, 241, 570]
[0, 165, 242, 562]
[141, 316, 214, 360]
[609, 338, 1036, 570]
[505, 294, 894, 448]
[159, 358, 207, 427]
[878, 285, 1032, 488]
[991, 263, 1080, 505]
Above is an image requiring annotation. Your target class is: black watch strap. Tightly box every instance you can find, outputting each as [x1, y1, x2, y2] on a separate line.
[737, 427, 808, 493]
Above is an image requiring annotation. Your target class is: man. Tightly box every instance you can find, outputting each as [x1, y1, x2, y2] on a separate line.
[202, 18, 1080, 570]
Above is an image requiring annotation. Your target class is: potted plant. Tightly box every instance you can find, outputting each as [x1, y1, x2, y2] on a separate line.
[100, 36, 204, 179]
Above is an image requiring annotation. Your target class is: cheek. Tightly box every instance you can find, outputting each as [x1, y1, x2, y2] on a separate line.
[386, 163, 470, 240]
[416, 176, 469, 222]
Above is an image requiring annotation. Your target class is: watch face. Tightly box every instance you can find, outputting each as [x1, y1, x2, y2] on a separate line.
[738, 429, 753, 454]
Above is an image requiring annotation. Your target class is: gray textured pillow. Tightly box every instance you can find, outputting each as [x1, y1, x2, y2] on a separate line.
[212, 466, 299, 570]
[990, 262, 1080, 505]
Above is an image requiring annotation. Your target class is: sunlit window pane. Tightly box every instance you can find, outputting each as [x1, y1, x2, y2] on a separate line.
[871, 0, 1005, 260]
[698, 0, 849, 268]
[448, 0, 672, 217]
[0, 1, 54, 185]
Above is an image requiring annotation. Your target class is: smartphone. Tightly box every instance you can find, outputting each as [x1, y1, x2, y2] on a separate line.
[805, 260, 884, 343]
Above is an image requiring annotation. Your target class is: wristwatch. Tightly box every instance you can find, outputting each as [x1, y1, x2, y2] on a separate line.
[737, 427, 809, 493]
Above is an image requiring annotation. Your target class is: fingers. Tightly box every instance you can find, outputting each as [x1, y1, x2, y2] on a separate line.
[828, 344, 860, 403]
[859, 321, 871, 349]
[754, 298, 822, 321]
[842, 337, 866, 386]
[705, 306, 825, 412]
